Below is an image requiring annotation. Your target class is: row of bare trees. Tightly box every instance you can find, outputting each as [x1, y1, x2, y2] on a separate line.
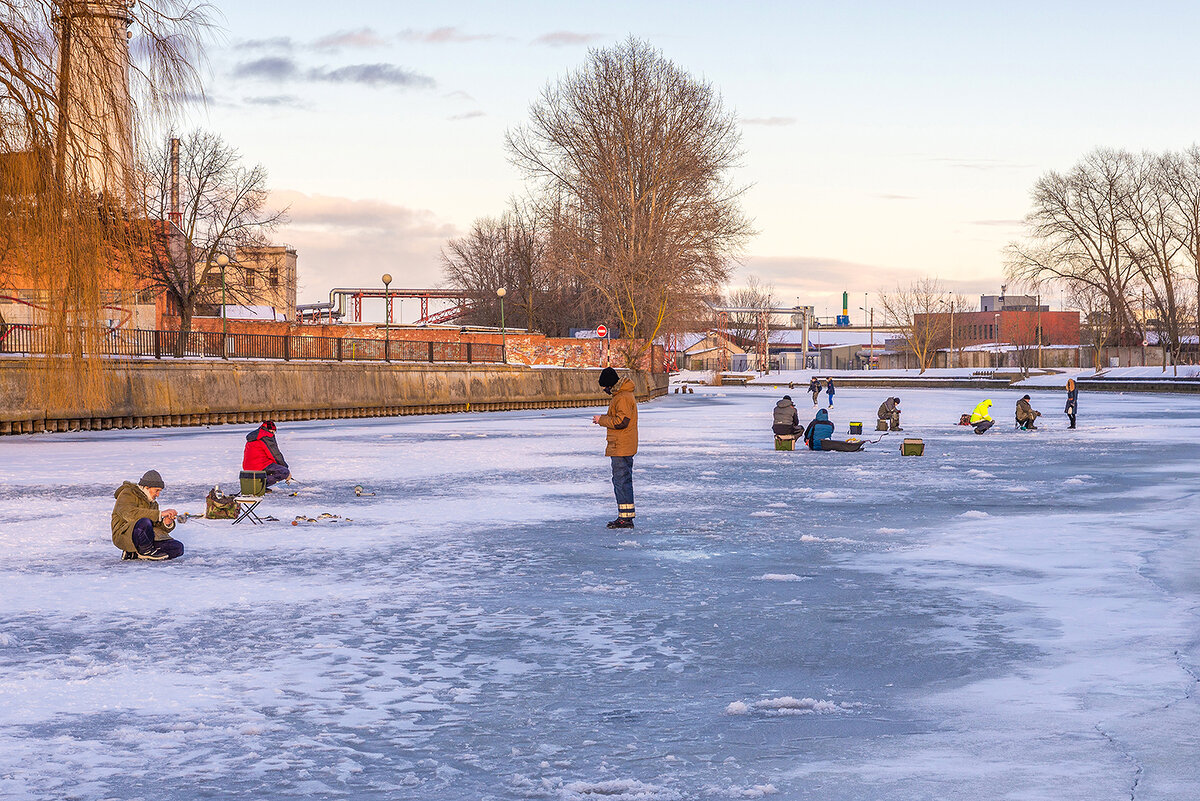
[442, 37, 752, 364]
[1008, 147, 1200, 369]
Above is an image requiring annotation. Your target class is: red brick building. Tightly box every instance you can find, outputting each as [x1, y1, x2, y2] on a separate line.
[915, 310, 1080, 348]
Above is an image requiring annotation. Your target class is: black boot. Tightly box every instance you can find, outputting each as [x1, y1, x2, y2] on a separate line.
[606, 518, 635, 529]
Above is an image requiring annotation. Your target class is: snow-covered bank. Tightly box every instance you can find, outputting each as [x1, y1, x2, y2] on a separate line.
[1, 388, 1197, 799]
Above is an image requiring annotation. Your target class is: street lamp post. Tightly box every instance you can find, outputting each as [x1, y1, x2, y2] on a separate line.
[382, 273, 392, 362]
[216, 253, 230, 359]
[994, 312, 1001, 370]
[496, 287, 507, 363]
[939, 296, 956, 369]
[859, 306, 874, 370]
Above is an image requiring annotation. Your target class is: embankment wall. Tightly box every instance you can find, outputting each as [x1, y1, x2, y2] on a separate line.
[0, 360, 668, 435]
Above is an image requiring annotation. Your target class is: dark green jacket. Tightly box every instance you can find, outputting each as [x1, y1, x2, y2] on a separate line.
[111, 481, 175, 551]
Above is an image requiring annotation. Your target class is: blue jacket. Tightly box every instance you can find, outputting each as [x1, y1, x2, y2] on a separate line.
[804, 409, 835, 450]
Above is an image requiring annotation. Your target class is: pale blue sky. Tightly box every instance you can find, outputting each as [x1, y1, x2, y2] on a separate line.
[184, 1, 1200, 316]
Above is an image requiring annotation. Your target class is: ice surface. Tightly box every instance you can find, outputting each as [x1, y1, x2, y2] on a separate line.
[0, 386, 1198, 799]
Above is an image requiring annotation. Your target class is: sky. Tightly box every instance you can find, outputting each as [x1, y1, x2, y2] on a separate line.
[181, 0, 1200, 321]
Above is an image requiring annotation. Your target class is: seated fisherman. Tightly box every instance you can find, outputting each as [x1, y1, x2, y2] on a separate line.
[877, 396, 902, 431]
[803, 408, 836, 451]
[1016, 394, 1042, 430]
[243, 420, 291, 487]
[111, 470, 184, 561]
[772, 395, 803, 437]
[969, 399, 995, 434]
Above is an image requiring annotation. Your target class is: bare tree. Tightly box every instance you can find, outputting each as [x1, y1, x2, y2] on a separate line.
[441, 199, 592, 335]
[879, 278, 954, 373]
[724, 276, 777, 348]
[506, 37, 752, 367]
[141, 130, 286, 350]
[1007, 150, 1142, 346]
[1159, 146, 1200, 367]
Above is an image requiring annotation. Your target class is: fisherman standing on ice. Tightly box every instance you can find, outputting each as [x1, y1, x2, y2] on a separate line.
[592, 367, 638, 529]
[808, 377, 820, 406]
[1065, 379, 1078, 429]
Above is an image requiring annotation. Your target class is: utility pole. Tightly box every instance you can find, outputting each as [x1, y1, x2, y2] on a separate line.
[1037, 293, 1043, 369]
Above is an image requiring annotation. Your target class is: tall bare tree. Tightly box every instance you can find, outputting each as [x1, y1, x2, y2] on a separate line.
[142, 130, 286, 349]
[879, 278, 955, 373]
[1008, 150, 1142, 347]
[506, 37, 752, 367]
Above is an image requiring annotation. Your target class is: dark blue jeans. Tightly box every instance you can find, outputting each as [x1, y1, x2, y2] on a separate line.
[264, 463, 290, 487]
[611, 456, 635, 520]
[132, 518, 185, 559]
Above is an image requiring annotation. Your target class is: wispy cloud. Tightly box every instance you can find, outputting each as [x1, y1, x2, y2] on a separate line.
[532, 31, 602, 47]
[448, 110, 485, 121]
[310, 63, 434, 89]
[443, 90, 475, 102]
[877, 193, 916, 201]
[314, 27, 389, 51]
[233, 56, 434, 89]
[233, 56, 298, 81]
[399, 27, 497, 44]
[742, 116, 796, 127]
[237, 36, 295, 51]
[243, 94, 306, 108]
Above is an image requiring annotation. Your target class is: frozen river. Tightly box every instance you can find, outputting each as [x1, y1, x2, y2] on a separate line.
[0, 385, 1197, 800]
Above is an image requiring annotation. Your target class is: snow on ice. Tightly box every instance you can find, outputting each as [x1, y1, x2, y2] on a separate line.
[0, 386, 1198, 799]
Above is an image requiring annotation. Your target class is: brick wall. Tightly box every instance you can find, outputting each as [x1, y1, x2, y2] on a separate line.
[163, 316, 659, 370]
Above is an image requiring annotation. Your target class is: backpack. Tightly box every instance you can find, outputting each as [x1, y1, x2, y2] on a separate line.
[205, 487, 238, 519]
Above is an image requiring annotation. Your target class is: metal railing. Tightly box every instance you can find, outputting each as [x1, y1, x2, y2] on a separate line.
[0, 325, 506, 365]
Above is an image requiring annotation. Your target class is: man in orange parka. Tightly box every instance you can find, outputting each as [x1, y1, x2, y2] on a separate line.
[592, 367, 638, 529]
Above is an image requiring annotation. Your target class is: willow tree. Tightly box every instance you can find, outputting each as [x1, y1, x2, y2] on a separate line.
[506, 37, 752, 367]
[0, 0, 210, 403]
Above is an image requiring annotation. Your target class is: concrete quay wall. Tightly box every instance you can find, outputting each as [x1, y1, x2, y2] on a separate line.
[0, 360, 668, 435]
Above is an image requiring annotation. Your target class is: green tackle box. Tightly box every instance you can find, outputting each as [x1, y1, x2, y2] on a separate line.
[774, 436, 796, 451]
[900, 438, 924, 456]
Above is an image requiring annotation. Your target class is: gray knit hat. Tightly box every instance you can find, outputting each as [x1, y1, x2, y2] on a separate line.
[139, 470, 165, 489]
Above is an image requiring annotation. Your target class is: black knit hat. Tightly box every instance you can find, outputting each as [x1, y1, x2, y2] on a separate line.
[782, 394, 792, 400]
[1022, 394, 1031, 400]
[598, 367, 619, 388]
[139, 470, 165, 489]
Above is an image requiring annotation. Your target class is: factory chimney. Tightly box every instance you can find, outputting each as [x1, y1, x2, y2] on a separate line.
[169, 137, 181, 227]
[54, 0, 136, 201]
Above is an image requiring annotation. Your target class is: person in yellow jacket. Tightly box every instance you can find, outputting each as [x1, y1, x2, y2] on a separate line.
[592, 366, 638, 529]
[969, 399, 995, 435]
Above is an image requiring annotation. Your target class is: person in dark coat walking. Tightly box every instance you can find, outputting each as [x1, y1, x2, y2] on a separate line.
[808, 377, 820, 406]
[803, 408, 836, 451]
[593, 367, 638, 529]
[772, 395, 802, 436]
[243, 421, 290, 487]
[1064, 379, 1078, 429]
[111, 470, 184, 561]
[825, 378, 835, 407]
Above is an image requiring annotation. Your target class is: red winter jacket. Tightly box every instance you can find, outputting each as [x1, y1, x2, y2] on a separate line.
[242, 426, 288, 471]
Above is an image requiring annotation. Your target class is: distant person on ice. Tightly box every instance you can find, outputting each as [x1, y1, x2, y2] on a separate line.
[808, 377, 820, 406]
[110, 470, 183, 561]
[803, 408, 836, 450]
[1064, 379, 1078, 429]
[772, 395, 803, 437]
[592, 367, 638, 529]
[1016, 395, 1042, 430]
[877, 396, 902, 431]
[969, 399, 995, 434]
[243, 420, 290, 488]
[825, 377, 836, 407]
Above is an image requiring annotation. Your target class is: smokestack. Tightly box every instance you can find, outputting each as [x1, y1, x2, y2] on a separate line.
[168, 137, 181, 226]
